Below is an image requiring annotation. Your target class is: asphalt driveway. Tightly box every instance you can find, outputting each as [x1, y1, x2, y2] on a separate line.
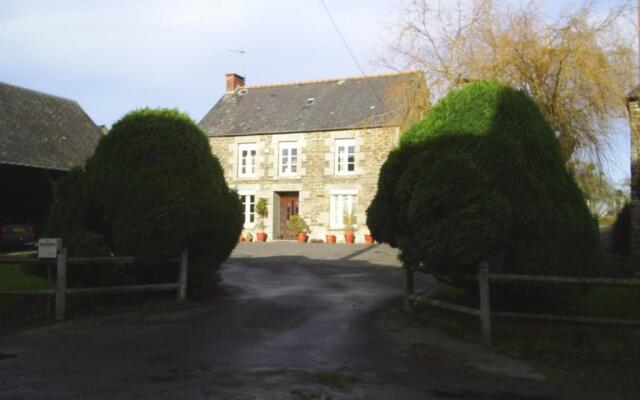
[0, 243, 574, 399]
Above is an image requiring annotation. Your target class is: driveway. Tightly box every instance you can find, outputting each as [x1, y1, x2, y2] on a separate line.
[0, 243, 574, 399]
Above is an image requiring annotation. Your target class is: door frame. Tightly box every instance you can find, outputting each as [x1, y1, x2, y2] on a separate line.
[274, 191, 299, 240]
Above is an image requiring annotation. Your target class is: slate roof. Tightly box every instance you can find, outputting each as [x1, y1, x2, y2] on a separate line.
[200, 70, 426, 136]
[0, 82, 103, 171]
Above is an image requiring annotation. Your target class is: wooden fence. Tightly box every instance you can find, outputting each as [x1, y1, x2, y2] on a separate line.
[0, 248, 188, 321]
[403, 263, 640, 347]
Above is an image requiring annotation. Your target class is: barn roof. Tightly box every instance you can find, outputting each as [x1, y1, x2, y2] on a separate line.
[0, 82, 102, 171]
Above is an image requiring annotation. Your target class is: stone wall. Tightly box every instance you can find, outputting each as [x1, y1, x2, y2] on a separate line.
[628, 100, 640, 266]
[208, 127, 401, 242]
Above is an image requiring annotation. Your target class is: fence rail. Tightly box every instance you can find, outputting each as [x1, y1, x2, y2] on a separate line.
[0, 248, 188, 321]
[403, 263, 640, 347]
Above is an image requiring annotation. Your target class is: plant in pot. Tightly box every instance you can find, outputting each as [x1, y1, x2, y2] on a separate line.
[325, 233, 337, 244]
[343, 213, 356, 244]
[364, 231, 374, 244]
[287, 214, 309, 243]
[255, 198, 268, 242]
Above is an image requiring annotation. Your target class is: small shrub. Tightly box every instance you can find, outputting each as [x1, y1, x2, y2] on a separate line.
[287, 215, 309, 234]
[255, 198, 268, 231]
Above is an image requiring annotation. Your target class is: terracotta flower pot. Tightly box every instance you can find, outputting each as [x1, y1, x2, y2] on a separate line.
[256, 232, 267, 242]
[344, 233, 355, 244]
[326, 234, 336, 244]
[364, 234, 374, 244]
[297, 232, 308, 243]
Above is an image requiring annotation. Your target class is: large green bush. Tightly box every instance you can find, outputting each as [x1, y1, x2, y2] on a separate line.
[368, 81, 600, 283]
[40, 109, 242, 296]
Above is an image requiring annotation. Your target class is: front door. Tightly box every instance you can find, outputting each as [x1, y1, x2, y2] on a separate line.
[278, 192, 299, 239]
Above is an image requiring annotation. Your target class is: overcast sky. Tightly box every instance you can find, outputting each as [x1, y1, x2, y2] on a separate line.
[0, 0, 634, 184]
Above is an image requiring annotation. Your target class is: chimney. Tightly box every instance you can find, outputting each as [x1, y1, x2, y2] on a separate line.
[226, 73, 245, 92]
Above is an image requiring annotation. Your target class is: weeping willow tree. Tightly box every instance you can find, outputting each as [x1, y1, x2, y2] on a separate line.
[381, 0, 636, 170]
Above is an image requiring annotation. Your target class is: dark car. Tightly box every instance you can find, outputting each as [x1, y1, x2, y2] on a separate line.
[0, 220, 36, 250]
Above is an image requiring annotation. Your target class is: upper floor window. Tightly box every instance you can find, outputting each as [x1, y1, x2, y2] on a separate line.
[238, 143, 257, 177]
[335, 139, 355, 175]
[279, 141, 298, 176]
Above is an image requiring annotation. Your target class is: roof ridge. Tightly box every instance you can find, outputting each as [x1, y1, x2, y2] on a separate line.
[242, 69, 422, 90]
[0, 81, 76, 104]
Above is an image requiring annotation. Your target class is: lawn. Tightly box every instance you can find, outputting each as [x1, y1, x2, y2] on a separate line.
[0, 264, 52, 314]
[418, 282, 640, 398]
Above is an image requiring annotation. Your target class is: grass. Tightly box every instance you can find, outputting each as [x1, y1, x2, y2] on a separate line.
[420, 282, 640, 397]
[305, 371, 360, 390]
[430, 282, 640, 320]
[571, 287, 640, 320]
[0, 264, 52, 314]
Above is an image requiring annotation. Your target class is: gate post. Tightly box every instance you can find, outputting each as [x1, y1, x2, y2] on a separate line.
[177, 248, 188, 303]
[478, 261, 491, 347]
[403, 267, 415, 313]
[55, 248, 67, 321]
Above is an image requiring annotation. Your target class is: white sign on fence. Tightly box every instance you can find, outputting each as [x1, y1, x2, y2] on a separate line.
[38, 238, 62, 259]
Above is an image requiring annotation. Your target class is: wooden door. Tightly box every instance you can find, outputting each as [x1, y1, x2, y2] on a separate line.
[279, 193, 299, 239]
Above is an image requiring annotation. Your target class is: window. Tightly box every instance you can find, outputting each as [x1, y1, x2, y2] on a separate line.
[335, 139, 355, 175]
[279, 141, 298, 176]
[330, 190, 357, 229]
[238, 143, 257, 177]
[240, 193, 255, 227]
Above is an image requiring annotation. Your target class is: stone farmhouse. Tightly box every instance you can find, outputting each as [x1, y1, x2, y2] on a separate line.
[200, 71, 428, 242]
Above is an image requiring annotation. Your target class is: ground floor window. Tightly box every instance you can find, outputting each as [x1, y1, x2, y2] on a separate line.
[240, 193, 255, 228]
[330, 191, 357, 229]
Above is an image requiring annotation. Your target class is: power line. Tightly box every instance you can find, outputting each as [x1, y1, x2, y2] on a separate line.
[320, 0, 386, 107]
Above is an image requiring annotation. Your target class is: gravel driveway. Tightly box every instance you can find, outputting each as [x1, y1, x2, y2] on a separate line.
[0, 243, 576, 399]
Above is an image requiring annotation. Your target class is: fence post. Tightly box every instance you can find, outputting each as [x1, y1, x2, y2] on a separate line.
[55, 248, 67, 321]
[478, 261, 491, 347]
[177, 248, 188, 303]
[403, 267, 415, 313]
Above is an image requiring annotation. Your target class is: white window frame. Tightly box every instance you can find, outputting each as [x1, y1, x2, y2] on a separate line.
[239, 192, 256, 228]
[238, 143, 257, 177]
[278, 141, 299, 177]
[334, 139, 356, 176]
[329, 189, 357, 229]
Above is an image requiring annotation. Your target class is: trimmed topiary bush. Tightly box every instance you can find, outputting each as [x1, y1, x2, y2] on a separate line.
[38, 108, 242, 297]
[368, 81, 600, 308]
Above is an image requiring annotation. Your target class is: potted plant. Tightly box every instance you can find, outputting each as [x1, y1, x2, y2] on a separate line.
[364, 232, 374, 244]
[255, 198, 268, 242]
[343, 213, 356, 244]
[287, 214, 309, 243]
[325, 234, 337, 244]
[245, 232, 253, 242]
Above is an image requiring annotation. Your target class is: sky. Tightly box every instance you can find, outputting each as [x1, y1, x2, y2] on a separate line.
[0, 0, 634, 184]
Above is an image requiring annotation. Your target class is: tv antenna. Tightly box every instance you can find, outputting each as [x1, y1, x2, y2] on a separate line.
[226, 48, 247, 78]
